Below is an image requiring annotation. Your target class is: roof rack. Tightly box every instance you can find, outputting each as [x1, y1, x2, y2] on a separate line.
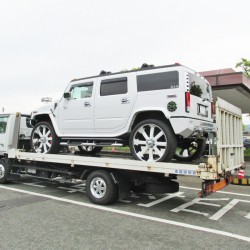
[99, 70, 111, 75]
[141, 63, 155, 68]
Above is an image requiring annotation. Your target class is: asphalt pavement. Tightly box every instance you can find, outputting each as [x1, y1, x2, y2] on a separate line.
[0, 162, 250, 250]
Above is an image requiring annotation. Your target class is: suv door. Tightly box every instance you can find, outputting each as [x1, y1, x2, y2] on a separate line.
[95, 74, 137, 133]
[58, 81, 95, 135]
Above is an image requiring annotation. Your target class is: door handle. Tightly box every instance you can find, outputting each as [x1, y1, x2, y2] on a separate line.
[84, 102, 91, 107]
[121, 98, 130, 104]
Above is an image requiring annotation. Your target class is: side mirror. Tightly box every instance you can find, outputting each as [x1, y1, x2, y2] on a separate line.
[63, 92, 71, 99]
[41, 97, 52, 103]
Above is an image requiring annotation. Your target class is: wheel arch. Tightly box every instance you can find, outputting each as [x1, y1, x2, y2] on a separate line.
[130, 110, 173, 132]
[31, 114, 52, 126]
[31, 113, 61, 137]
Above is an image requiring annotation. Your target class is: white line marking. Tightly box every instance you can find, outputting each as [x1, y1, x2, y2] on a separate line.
[171, 198, 230, 216]
[119, 199, 132, 204]
[210, 199, 250, 221]
[18, 182, 46, 188]
[182, 209, 209, 217]
[245, 213, 250, 219]
[71, 183, 86, 188]
[0, 185, 250, 243]
[148, 195, 156, 200]
[58, 187, 85, 193]
[131, 194, 140, 198]
[180, 186, 250, 197]
[138, 192, 184, 208]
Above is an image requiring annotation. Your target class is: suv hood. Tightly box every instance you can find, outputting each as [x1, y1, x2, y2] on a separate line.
[31, 99, 59, 118]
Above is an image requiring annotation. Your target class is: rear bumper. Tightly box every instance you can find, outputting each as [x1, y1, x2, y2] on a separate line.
[170, 117, 214, 137]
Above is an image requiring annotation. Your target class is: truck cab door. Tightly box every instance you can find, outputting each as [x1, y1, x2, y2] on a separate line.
[0, 115, 8, 154]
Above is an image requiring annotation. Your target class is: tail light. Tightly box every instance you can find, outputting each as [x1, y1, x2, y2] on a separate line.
[211, 102, 215, 118]
[185, 92, 190, 112]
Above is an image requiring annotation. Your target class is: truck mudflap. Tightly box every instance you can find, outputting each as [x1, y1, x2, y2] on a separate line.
[198, 175, 234, 198]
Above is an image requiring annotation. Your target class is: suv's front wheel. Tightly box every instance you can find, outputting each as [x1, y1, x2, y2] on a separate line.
[31, 121, 60, 154]
[129, 119, 177, 162]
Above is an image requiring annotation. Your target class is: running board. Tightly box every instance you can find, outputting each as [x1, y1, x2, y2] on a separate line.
[60, 142, 124, 147]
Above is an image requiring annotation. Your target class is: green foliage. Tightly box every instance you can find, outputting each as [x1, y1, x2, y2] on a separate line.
[236, 58, 250, 78]
[190, 81, 202, 97]
[243, 123, 246, 131]
[245, 148, 250, 157]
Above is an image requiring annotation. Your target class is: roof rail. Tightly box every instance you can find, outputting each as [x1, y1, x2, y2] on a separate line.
[99, 70, 111, 75]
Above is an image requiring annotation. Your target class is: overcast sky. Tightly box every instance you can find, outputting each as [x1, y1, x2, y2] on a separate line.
[0, 0, 250, 118]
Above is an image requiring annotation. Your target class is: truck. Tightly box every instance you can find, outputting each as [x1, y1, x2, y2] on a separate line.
[0, 98, 245, 205]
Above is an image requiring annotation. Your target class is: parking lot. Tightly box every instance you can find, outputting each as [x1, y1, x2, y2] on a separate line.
[0, 162, 250, 250]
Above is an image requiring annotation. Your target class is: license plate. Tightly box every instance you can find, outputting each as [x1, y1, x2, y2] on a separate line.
[198, 104, 208, 117]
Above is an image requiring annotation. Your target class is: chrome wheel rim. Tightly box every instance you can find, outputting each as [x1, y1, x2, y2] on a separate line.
[0, 164, 5, 179]
[32, 125, 53, 153]
[90, 177, 107, 199]
[133, 123, 167, 162]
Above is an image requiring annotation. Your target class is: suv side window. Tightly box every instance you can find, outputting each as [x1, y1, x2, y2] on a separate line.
[70, 83, 93, 99]
[100, 77, 127, 96]
[137, 71, 179, 92]
[0, 116, 8, 134]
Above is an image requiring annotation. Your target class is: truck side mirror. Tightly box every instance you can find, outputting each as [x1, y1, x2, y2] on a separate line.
[63, 92, 71, 99]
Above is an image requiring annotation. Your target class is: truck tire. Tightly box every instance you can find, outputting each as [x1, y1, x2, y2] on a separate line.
[31, 121, 60, 154]
[78, 146, 103, 155]
[129, 119, 177, 162]
[174, 138, 206, 162]
[86, 170, 118, 205]
[0, 159, 11, 184]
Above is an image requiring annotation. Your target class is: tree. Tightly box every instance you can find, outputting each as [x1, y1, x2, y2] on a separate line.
[236, 58, 250, 78]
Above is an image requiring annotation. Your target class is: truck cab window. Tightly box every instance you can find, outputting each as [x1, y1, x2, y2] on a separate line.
[0, 116, 8, 134]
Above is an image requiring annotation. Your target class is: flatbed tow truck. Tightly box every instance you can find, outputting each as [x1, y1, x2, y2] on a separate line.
[0, 98, 244, 205]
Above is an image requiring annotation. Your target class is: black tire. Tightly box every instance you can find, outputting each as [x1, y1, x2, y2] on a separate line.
[129, 119, 177, 162]
[78, 146, 103, 155]
[86, 170, 118, 205]
[145, 181, 179, 194]
[174, 138, 206, 162]
[0, 159, 11, 184]
[31, 121, 60, 154]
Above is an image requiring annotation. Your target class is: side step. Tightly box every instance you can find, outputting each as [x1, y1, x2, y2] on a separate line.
[60, 142, 124, 147]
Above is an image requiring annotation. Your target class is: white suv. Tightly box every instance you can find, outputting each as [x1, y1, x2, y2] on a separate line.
[30, 63, 214, 162]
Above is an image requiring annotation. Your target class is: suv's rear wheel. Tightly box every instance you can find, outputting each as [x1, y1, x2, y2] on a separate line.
[31, 121, 60, 154]
[174, 138, 206, 162]
[129, 119, 177, 162]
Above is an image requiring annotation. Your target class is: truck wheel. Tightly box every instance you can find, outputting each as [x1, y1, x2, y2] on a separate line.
[78, 146, 103, 155]
[129, 119, 177, 162]
[174, 138, 206, 162]
[86, 170, 118, 205]
[31, 121, 60, 154]
[0, 159, 10, 184]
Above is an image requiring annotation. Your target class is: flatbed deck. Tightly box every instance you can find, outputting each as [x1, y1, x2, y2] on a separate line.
[9, 149, 199, 176]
